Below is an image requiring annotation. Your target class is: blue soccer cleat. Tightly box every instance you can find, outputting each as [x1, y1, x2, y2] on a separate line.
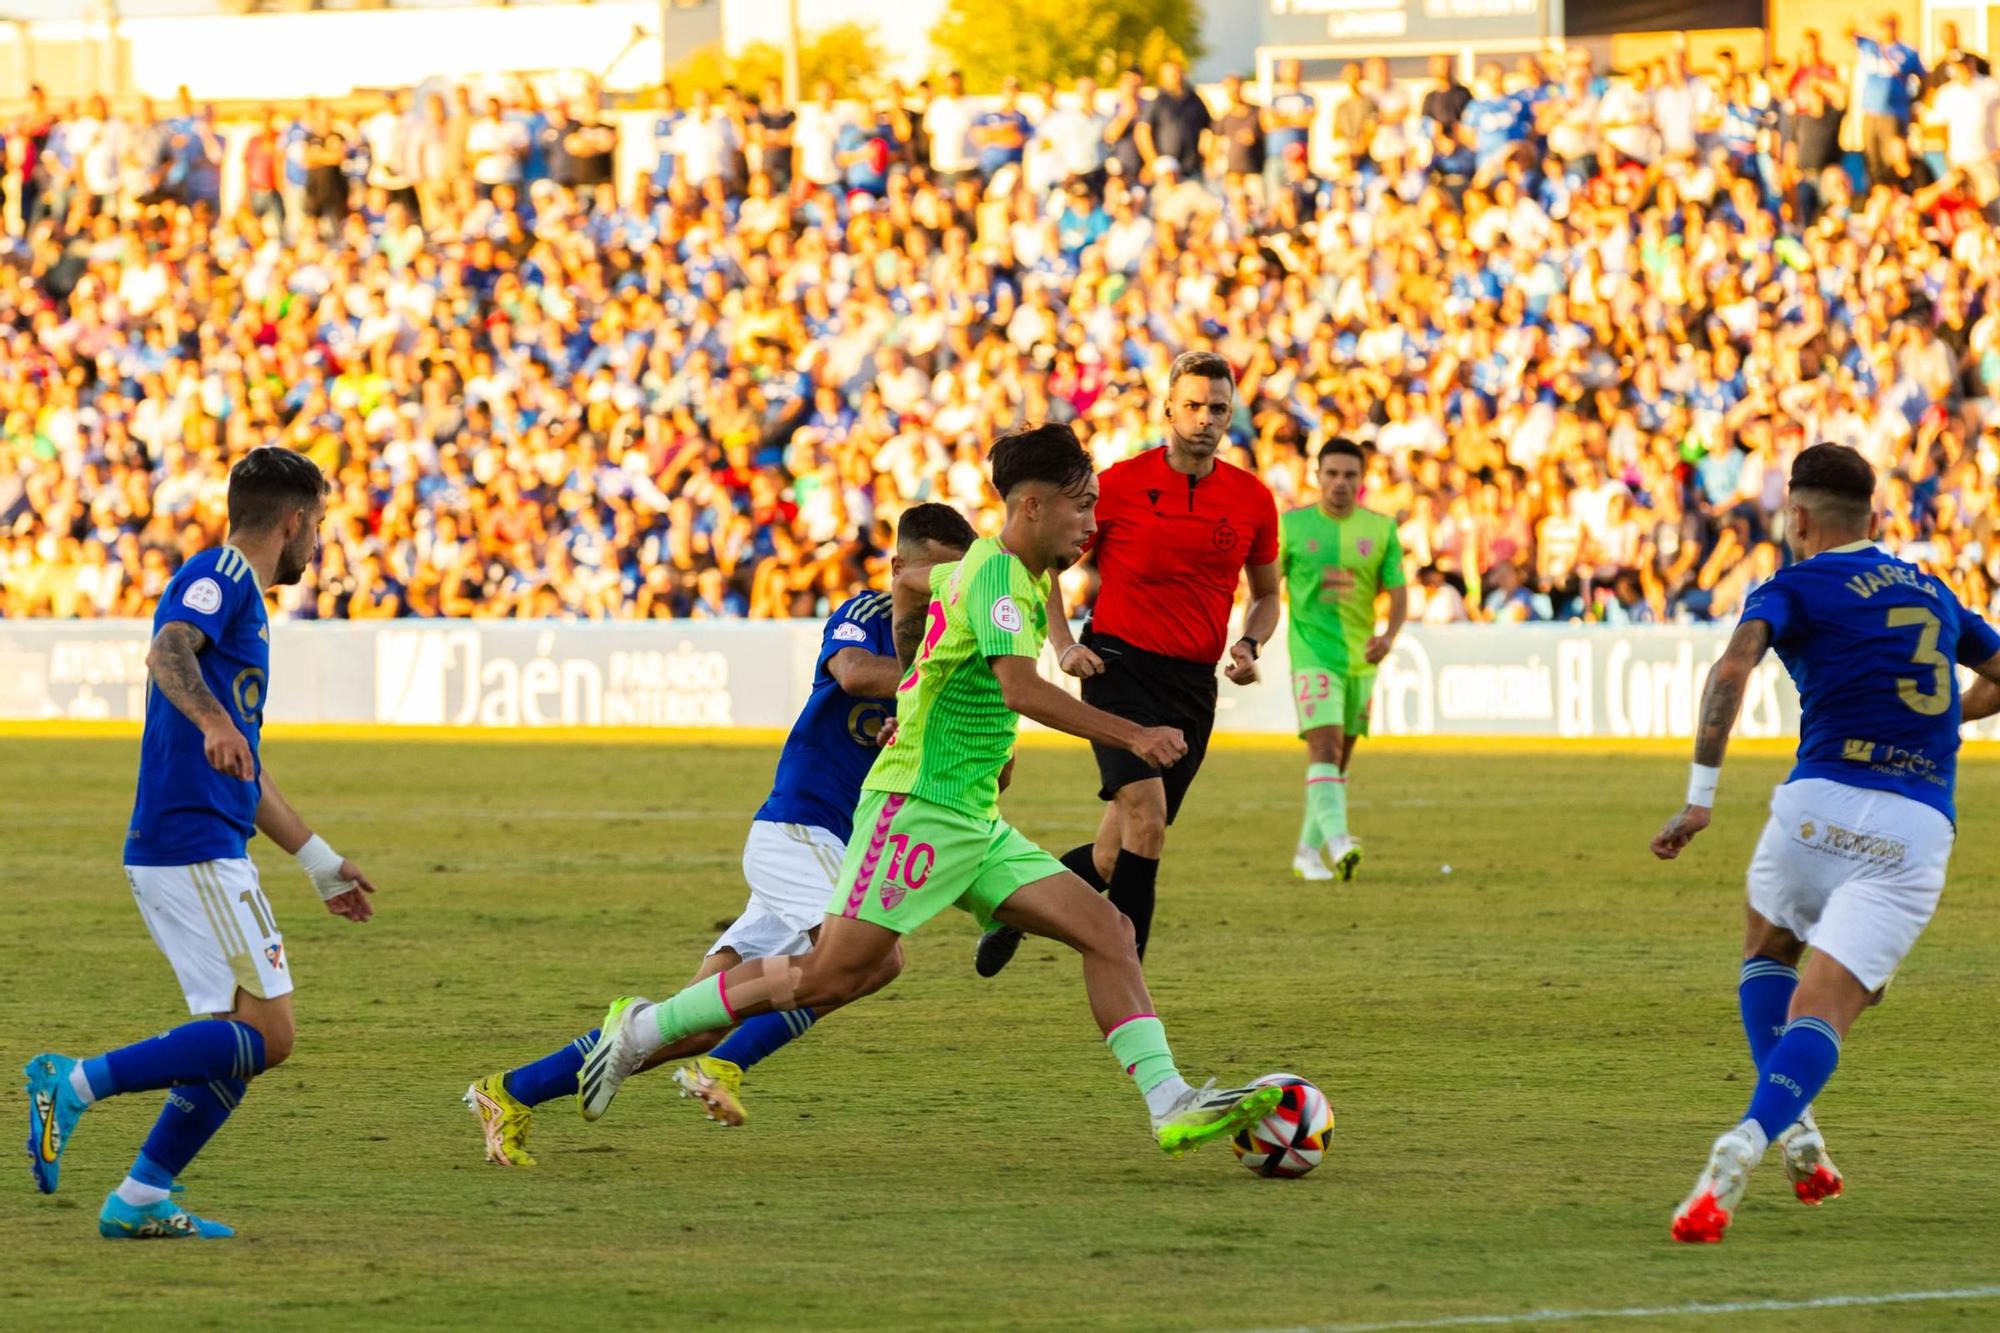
[99, 1190, 234, 1239]
[23, 1053, 90, 1195]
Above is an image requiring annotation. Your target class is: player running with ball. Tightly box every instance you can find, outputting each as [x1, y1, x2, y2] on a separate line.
[576, 424, 1283, 1154]
[23, 447, 379, 1239]
[1280, 439, 1406, 881]
[465, 504, 977, 1160]
[1653, 443, 2000, 1244]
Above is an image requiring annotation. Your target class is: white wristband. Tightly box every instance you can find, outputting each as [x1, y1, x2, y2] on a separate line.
[1686, 764, 1721, 809]
[1058, 644, 1083, 665]
[295, 834, 348, 901]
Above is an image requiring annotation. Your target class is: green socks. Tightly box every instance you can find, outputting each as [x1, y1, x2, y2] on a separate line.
[1106, 1015, 1180, 1096]
[652, 973, 734, 1048]
[1307, 763, 1348, 844]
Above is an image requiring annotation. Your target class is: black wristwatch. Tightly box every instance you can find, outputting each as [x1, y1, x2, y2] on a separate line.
[1237, 635, 1261, 660]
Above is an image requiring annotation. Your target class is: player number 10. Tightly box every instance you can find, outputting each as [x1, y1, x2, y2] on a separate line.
[884, 834, 934, 889]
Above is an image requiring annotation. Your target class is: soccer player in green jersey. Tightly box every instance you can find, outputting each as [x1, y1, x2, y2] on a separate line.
[574, 424, 1285, 1154]
[1279, 438, 1407, 881]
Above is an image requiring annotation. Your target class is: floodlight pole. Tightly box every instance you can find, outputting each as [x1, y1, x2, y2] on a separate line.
[783, 0, 801, 104]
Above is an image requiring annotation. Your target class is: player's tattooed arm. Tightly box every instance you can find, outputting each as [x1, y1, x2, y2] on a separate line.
[148, 621, 254, 780]
[148, 622, 228, 731]
[1692, 618, 1772, 767]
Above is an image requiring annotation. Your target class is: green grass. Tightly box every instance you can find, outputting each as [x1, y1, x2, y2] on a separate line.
[3, 735, 1998, 1331]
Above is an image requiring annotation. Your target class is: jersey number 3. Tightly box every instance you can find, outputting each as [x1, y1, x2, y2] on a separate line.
[1888, 607, 1951, 717]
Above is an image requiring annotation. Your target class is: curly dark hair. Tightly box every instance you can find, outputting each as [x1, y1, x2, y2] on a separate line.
[990, 423, 1093, 500]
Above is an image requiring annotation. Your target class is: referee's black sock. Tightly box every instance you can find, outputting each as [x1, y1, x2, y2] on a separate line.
[1060, 843, 1111, 894]
[1108, 851, 1159, 960]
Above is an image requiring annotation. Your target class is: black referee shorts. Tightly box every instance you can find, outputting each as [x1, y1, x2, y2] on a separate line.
[1080, 631, 1218, 825]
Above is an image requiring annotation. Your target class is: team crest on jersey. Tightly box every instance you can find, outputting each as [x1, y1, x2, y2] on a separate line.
[1358, 539, 1374, 557]
[992, 596, 1023, 633]
[1306, 539, 1319, 554]
[265, 943, 285, 970]
[1146, 488, 1162, 506]
[1212, 523, 1237, 551]
[182, 577, 223, 614]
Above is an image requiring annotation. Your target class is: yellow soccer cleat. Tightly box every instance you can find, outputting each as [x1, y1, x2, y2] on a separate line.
[672, 1056, 747, 1127]
[464, 1073, 537, 1167]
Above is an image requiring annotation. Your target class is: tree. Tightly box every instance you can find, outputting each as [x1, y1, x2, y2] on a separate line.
[666, 23, 889, 99]
[930, 0, 1205, 91]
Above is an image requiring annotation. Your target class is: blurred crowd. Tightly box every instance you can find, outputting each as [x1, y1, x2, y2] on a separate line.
[5, 20, 2000, 627]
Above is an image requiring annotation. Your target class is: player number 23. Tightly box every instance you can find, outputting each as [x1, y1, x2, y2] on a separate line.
[1887, 607, 1951, 717]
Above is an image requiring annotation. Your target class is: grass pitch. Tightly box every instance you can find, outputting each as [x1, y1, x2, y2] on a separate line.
[3, 733, 1998, 1331]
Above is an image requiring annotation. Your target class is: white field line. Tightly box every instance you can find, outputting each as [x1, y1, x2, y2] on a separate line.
[1219, 1284, 2000, 1333]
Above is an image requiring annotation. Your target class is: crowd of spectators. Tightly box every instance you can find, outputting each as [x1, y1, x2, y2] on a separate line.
[5, 21, 2000, 628]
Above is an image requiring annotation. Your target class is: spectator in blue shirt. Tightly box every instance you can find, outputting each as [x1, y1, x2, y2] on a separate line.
[970, 77, 1032, 180]
[1461, 63, 1530, 176]
[836, 103, 898, 199]
[1853, 16, 1926, 184]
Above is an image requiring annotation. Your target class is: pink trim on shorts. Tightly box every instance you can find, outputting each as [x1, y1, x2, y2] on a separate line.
[715, 970, 736, 1021]
[842, 793, 908, 918]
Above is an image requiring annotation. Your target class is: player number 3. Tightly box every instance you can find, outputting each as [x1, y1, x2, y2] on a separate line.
[1887, 607, 1952, 717]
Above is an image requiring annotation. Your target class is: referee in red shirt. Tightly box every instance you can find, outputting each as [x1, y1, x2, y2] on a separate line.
[978, 351, 1281, 974]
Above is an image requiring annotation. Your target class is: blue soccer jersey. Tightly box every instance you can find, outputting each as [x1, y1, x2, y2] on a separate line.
[126, 545, 271, 866]
[753, 591, 897, 842]
[1740, 542, 2000, 822]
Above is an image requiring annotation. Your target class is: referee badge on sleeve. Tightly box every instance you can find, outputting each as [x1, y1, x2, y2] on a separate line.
[992, 596, 1023, 633]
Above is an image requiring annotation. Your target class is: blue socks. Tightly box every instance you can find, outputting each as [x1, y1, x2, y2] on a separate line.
[504, 1031, 598, 1107]
[1738, 957, 1798, 1067]
[84, 1020, 264, 1098]
[1744, 1017, 1841, 1141]
[710, 1008, 817, 1071]
[134, 1078, 247, 1186]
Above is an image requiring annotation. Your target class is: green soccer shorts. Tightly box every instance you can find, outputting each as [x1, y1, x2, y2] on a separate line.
[1291, 664, 1375, 738]
[830, 789, 1065, 934]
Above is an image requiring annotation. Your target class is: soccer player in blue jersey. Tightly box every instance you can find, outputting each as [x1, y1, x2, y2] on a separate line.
[465, 503, 977, 1165]
[1652, 443, 2000, 1244]
[23, 447, 379, 1240]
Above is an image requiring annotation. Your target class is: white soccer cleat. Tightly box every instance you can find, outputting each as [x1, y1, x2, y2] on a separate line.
[1292, 846, 1335, 881]
[576, 995, 650, 1123]
[1779, 1109, 1844, 1205]
[1670, 1123, 1765, 1243]
[1327, 837, 1363, 882]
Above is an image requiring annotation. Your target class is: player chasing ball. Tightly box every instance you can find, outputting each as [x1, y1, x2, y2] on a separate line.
[23, 448, 379, 1240]
[1280, 439, 1406, 882]
[575, 424, 1286, 1155]
[1653, 443, 2000, 1244]
[465, 505, 978, 1163]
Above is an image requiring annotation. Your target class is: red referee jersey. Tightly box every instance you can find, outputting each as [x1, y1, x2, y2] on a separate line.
[1088, 446, 1279, 664]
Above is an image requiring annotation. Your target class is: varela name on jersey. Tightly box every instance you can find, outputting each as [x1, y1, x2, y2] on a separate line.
[1740, 542, 2000, 822]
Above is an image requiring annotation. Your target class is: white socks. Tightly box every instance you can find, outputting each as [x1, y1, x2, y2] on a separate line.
[1144, 1075, 1195, 1119]
[115, 1177, 170, 1207]
[68, 1064, 96, 1106]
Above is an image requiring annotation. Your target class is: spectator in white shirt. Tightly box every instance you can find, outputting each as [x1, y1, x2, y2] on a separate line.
[923, 70, 977, 185]
[794, 81, 848, 192]
[1931, 57, 2000, 170]
[466, 97, 528, 197]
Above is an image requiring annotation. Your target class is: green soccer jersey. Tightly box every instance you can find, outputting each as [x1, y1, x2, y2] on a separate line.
[1280, 505, 1406, 672]
[864, 537, 1051, 819]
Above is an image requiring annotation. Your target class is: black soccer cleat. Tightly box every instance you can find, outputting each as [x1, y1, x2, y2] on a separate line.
[974, 925, 1024, 978]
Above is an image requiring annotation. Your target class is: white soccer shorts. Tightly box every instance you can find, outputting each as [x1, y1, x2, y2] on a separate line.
[125, 859, 294, 1015]
[1746, 778, 1955, 992]
[711, 821, 847, 960]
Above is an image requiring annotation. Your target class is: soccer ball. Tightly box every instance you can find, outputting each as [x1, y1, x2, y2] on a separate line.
[1232, 1073, 1333, 1179]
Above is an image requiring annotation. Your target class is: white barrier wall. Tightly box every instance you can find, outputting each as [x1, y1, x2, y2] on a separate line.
[0, 618, 1820, 739]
